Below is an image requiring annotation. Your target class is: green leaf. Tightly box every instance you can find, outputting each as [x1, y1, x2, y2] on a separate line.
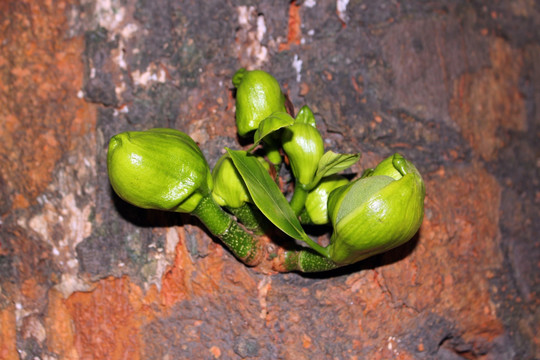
[226, 148, 329, 257]
[307, 151, 361, 190]
[249, 112, 295, 151]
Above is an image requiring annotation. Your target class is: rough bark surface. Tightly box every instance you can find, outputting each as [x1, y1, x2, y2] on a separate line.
[1, 0, 539, 359]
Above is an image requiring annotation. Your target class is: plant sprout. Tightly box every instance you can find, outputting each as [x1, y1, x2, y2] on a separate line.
[107, 68, 425, 273]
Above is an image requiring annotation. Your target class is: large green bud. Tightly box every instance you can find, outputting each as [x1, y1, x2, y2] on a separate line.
[304, 175, 349, 225]
[282, 123, 324, 186]
[327, 153, 425, 265]
[233, 68, 287, 137]
[211, 154, 251, 209]
[107, 128, 213, 213]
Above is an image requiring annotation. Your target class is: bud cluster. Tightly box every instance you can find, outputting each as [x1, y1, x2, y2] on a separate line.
[106, 68, 426, 272]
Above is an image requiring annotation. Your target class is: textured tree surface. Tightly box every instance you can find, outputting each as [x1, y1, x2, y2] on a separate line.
[1, 0, 539, 359]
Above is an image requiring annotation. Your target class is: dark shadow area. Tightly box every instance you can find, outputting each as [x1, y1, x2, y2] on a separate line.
[235, 131, 252, 148]
[110, 185, 186, 228]
[110, 184, 257, 262]
[110, 182, 422, 279]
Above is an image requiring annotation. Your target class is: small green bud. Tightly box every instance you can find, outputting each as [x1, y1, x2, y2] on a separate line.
[107, 128, 213, 213]
[211, 154, 251, 208]
[282, 123, 324, 186]
[304, 175, 349, 225]
[295, 105, 316, 127]
[233, 69, 287, 137]
[327, 153, 425, 265]
[369, 155, 403, 179]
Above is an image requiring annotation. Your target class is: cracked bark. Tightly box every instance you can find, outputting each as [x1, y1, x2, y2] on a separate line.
[0, 0, 538, 359]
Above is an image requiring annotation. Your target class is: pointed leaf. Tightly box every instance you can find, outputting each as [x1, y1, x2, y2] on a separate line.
[249, 112, 295, 151]
[307, 151, 361, 190]
[227, 149, 329, 257]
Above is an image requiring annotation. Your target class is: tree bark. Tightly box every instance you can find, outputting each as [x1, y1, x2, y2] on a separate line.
[0, 0, 538, 358]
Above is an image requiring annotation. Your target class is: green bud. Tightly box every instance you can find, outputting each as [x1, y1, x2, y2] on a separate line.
[327, 153, 425, 265]
[233, 68, 287, 137]
[304, 175, 349, 225]
[282, 123, 324, 186]
[369, 155, 403, 179]
[211, 154, 251, 208]
[107, 128, 213, 213]
[295, 105, 316, 127]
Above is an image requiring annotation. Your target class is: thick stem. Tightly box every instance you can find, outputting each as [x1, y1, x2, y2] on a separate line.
[192, 196, 263, 266]
[289, 183, 308, 216]
[227, 203, 267, 235]
[192, 196, 339, 272]
[298, 208, 313, 224]
[272, 248, 339, 273]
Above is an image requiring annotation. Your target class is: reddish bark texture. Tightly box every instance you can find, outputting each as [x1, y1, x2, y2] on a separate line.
[1, 0, 539, 359]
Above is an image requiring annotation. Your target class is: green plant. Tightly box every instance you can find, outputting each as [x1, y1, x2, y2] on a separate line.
[107, 69, 425, 273]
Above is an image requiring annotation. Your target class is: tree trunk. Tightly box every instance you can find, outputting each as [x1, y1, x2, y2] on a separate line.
[1, 0, 538, 359]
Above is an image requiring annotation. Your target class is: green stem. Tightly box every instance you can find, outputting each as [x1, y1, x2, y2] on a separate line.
[289, 184, 308, 216]
[192, 196, 338, 272]
[299, 234, 330, 258]
[282, 249, 339, 272]
[227, 203, 267, 235]
[298, 208, 313, 224]
[192, 196, 262, 265]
